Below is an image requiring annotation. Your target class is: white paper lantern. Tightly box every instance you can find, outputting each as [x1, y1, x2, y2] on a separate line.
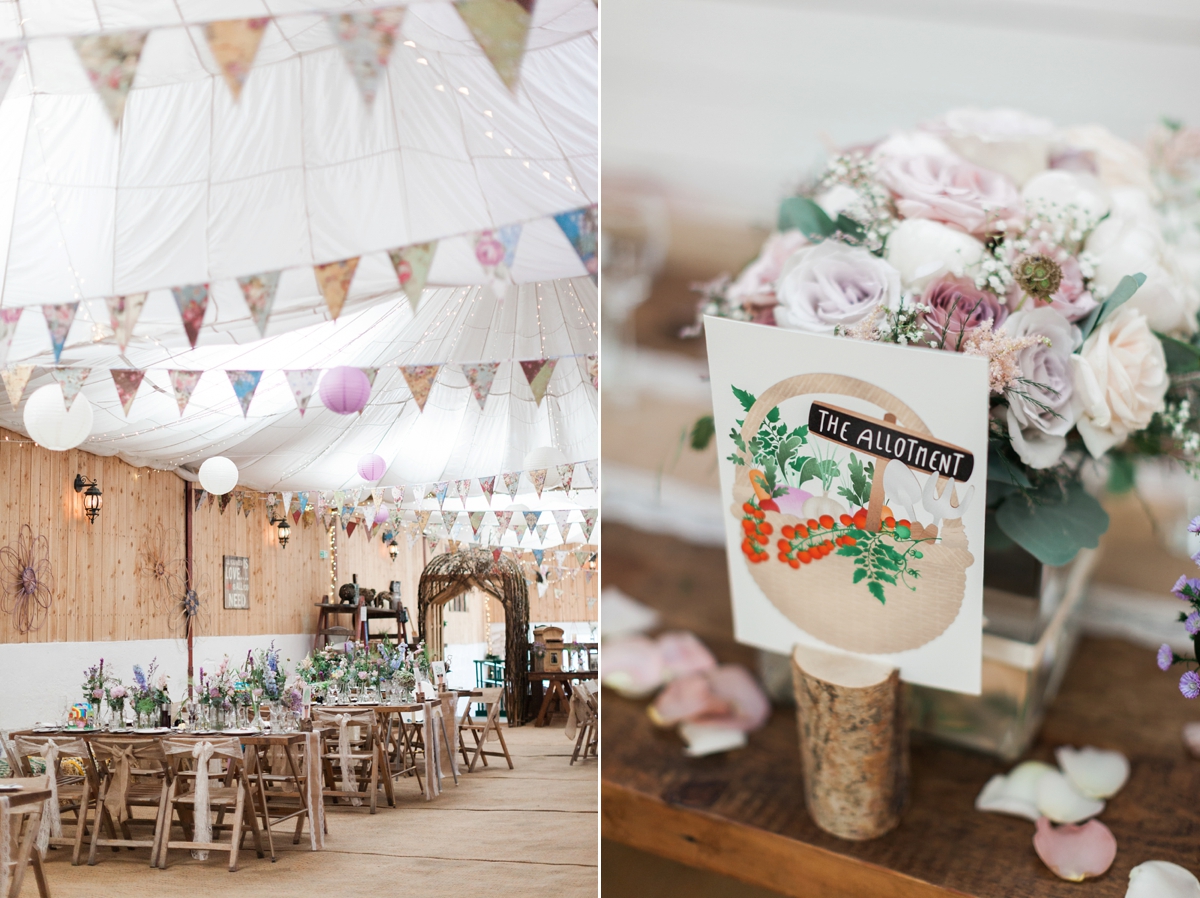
[198, 456, 239, 495]
[523, 446, 569, 488]
[23, 384, 93, 451]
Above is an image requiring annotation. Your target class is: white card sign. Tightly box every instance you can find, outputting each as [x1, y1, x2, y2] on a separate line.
[223, 555, 250, 610]
[705, 317, 989, 694]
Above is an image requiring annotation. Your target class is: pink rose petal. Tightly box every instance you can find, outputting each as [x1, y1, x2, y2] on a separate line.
[657, 631, 717, 679]
[651, 672, 731, 726]
[601, 635, 665, 698]
[1032, 816, 1117, 882]
[650, 664, 770, 733]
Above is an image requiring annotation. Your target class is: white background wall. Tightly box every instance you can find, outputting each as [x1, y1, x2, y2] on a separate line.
[603, 0, 1200, 223]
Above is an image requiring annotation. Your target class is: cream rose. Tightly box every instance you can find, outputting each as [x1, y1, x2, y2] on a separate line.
[884, 219, 986, 292]
[924, 107, 1054, 186]
[1071, 306, 1168, 458]
[1021, 169, 1110, 225]
[1058, 125, 1159, 199]
[773, 241, 900, 334]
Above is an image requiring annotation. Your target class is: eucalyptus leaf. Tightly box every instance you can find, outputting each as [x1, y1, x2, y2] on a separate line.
[994, 482, 1109, 566]
[1077, 273, 1146, 342]
[778, 196, 835, 242]
[1107, 452, 1136, 494]
[1156, 331, 1200, 374]
[987, 447, 1032, 487]
[833, 213, 866, 241]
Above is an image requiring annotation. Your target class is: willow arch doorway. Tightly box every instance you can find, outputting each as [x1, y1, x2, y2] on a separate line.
[417, 548, 531, 725]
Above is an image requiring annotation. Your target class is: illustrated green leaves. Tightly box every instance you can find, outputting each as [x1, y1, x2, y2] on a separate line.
[690, 415, 715, 451]
[836, 453, 874, 508]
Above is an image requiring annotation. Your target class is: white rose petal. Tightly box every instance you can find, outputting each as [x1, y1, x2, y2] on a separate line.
[1035, 769, 1105, 824]
[885, 219, 986, 292]
[1127, 861, 1200, 898]
[1022, 170, 1111, 222]
[1060, 124, 1159, 199]
[1055, 746, 1130, 799]
[974, 760, 1054, 821]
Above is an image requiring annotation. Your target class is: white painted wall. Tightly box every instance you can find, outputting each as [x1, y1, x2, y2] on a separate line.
[0, 634, 312, 731]
[603, 0, 1200, 223]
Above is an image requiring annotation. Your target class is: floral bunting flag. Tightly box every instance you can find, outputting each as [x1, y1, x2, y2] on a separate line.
[586, 354, 598, 390]
[495, 510, 513, 536]
[72, 32, 148, 127]
[520, 358, 556, 406]
[455, 479, 472, 502]
[346, 520, 357, 538]
[535, 523, 550, 543]
[284, 369, 319, 417]
[400, 364, 441, 412]
[581, 508, 597, 541]
[478, 475, 495, 505]
[454, 0, 534, 92]
[105, 293, 147, 352]
[226, 370, 263, 417]
[361, 368, 378, 388]
[237, 270, 281, 337]
[169, 370, 203, 416]
[327, 8, 405, 106]
[555, 550, 568, 566]
[0, 42, 24, 104]
[407, 526, 420, 547]
[171, 285, 210, 349]
[584, 459, 597, 490]
[523, 511, 540, 533]
[244, 492, 256, 518]
[492, 547, 503, 562]
[235, 492, 244, 516]
[1, 365, 33, 408]
[528, 467, 547, 498]
[462, 361, 500, 410]
[218, 492, 232, 515]
[386, 241, 437, 308]
[552, 509, 570, 535]
[314, 257, 360, 320]
[391, 486, 404, 503]
[435, 481, 449, 507]
[52, 367, 90, 411]
[193, 488, 206, 512]
[110, 369, 145, 416]
[0, 308, 21, 366]
[532, 548, 544, 565]
[479, 225, 522, 298]
[43, 303, 79, 363]
[554, 206, 598, 282]
[575, 549, 587, 567]
[469, 511, 485, 536]
[205, 18, 269, 101]
[416, 510, 432, 534]
[555, 462, 574, 492]
[502, 471, 521, 500]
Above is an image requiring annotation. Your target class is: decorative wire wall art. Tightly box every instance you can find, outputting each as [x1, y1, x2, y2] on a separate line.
[0, 524, 56, 633]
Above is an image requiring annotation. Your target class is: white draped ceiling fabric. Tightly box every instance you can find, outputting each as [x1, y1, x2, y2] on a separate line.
[0, 0, 598, 505]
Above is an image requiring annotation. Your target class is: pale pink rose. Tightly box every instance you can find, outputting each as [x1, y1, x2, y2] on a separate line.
[1006, 242, 1097, 323]
[922, 107, 1053, 186]
[878, 153, 1023, 236]
[726, 230, 809, 307]
[475, 235, 505, 266]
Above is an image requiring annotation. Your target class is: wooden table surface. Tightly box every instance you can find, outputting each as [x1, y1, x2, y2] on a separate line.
[601, 522, 1200, 898]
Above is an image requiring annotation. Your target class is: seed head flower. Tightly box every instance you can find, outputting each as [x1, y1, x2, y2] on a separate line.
[1159, 644, 1175, 671]
[1180, 670, 1200, 699]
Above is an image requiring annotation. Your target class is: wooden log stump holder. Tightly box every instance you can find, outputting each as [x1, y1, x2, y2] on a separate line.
[791, 644, 908, 840]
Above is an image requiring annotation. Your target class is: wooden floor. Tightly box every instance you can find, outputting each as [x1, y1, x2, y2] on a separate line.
[601, 521, 1200, 898]
[18, 724, 598, 898]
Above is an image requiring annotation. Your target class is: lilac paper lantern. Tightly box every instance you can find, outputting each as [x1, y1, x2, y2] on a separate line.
[374, 506, 390, 524]
[320, 366, 371, 415]
[357, 453, 387, 481]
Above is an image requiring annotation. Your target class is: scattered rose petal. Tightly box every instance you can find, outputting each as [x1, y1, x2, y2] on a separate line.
[650, 672, 730, 727]
[601, 635, 665, 698]
[975, 760, 1054, 821]
[1056, 746, 1130, 799]
[1183, 722, 1200, 758]
[1036, 769, 1105, 824]
[1127, 861, 1200, 898]
[649, 664, 770, 733]
[657, 631, 718, 680]
[1033, 816, 1117, 882]
[679, 722, 747, 757]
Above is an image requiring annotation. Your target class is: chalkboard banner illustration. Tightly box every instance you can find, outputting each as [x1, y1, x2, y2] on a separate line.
[706, 317, 989, 695]
[223, 555, 250, 610]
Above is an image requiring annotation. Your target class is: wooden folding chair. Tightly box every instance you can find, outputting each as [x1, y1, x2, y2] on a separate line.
[568, 685, 599, 765]
[457, 687, 514, 772]
[377, 707, 423, 797]
[313, 709, 386, 813]
[2, 778, 52, 898]
[156, 737, 265, 871]
[86, 736, 171, 867]
[12, 733, 97, 864]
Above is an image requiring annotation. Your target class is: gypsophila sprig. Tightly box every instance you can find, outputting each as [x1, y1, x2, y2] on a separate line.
[816, 151, 897, 252]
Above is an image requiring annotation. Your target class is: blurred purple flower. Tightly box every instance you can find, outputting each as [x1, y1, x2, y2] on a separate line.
[1173, 575, 1200, 601]
[1181, 670, 1200, 699]
[1159, 644, 1175, 671]
[1190, 516, 1200, 535]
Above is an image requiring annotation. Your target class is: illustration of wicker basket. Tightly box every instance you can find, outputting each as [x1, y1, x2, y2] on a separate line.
[732, 373, 974, 654]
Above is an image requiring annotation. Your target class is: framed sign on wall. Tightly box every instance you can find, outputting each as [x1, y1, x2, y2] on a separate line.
[223, 555, 250, 610]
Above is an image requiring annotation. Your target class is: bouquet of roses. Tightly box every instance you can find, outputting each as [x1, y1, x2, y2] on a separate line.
[131, 659, 170, 716]
[692, 108, 1200, 565]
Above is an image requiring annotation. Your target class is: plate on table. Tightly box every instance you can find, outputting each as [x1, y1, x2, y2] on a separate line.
[0, 784, 23, 792]
[133, 727, 171, 734]
[220, 728, 257, 736]
[31, 727, 61, 733]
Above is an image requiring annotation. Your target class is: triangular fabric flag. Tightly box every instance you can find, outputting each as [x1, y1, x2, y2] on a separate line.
[555, 463, 574, 492]
[235, 492, 244, 516]
[586, 354, 598, 390]
[105, 293, 147, 353]
[243, 492, 256, 518]
[575, 550, 587, 567]
[454, 0, 533, 92]
[314, 257, 360, 320]
[226, 370, 263, 417]
[532, 548, 545, 565]
[0, 42, 24, 104]
[110, 369, 145, 416]
[172, 285, 210, 349]
[455, 479, 472, 502]
[417, 510, 432, 534]
[170, 370, 202, 416]
[281, 491, 293, 515]
[584, 459, 597, 490]
[552, 509, 570, 535]
[360, 368, 378, 388]
[284, 369, 319, 417]
[585, 570, 594, 585]
[299, 492, 309, 513]
[51, 367, 90, 411]
[469, 511, 485, 536]
[581, 508, 597, 542]
[193, 488, 206, 512]
[43, 303, 78, 363]
[218, 492, 232, 514]
[327, 8, 405, 106]
[400, 364, 441, 412]
[520, 358, 556, 405]
[555, 550, 568, 566]
[387, 241, 436, 307]
[462, 361, 499, 411]
[435, 481, 449, 507]
[205, 18, 269, 101]
[493, 547, 502, 562]
[72, 32, 148, 127]
[495, 510, 513, 536]
[237, 271, 281, 337]
[478, 475, 495, 505]
[528, 468, 547, 498]
[554, 206, 598, 282]
[346, 521, 357, 538]
[536, 523, 550, 543]
[472, 225, 522, 299]
[1, 365, 33, 408]
[523, 511, 540, 533]
[502, 471, 521, 500]
[0, 308, 21, 366]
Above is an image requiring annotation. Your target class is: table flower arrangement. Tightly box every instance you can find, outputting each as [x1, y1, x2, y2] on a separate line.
[131, 659, 170, 727]
[81, 660, 121, 727]
[196, 656, 241, 725]
[243, 642, 285, 702]
[691, 108, 1200, 566]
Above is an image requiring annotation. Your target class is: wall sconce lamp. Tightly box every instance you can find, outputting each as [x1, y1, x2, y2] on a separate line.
[73, 474, 102, 523]
[388, 540, 399, 562]
[272, 516, 291, 549]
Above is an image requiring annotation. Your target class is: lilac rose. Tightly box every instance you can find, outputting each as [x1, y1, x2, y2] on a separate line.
[920, 275, 1008, 349]
[1001, 307, 1078, 469]
[773, 241, 900, 334]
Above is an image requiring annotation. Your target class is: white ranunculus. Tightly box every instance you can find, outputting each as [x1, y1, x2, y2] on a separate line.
[1058, 124, 1159, 199]
[1021, 170, 1110, 224]
[924, 107, 1054, 186]
[773, 241, 900, 334]
[884, 219, 986, 292]
[1071, 306, 1168, 458]
[1001, 308, 1079, 469]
